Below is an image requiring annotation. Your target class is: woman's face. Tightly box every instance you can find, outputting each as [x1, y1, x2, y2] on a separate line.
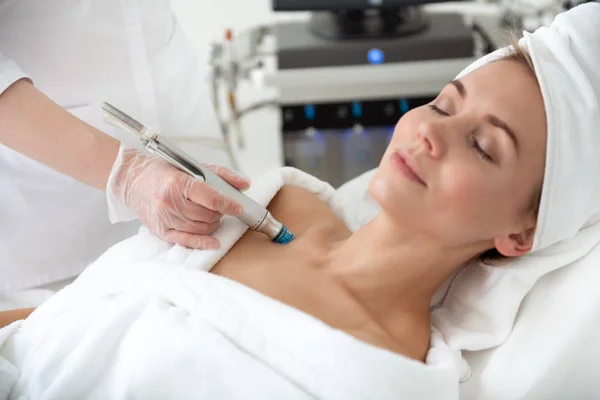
[370, 60, 547, 255]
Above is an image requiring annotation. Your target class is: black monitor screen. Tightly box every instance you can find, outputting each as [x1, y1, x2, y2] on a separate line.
[272, 0, 455, 11]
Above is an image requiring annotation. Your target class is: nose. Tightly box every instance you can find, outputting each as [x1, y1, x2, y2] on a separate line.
[416, 121, 444, 158]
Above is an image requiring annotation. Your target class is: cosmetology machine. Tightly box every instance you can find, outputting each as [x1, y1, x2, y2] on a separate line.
[209, 0, 580, 187]
[270, 0, 478, 187]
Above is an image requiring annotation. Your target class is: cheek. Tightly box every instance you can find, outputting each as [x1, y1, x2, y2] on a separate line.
[436, 163, 507, 224]
[437, 163, 522, 230]
[436, 163, 482, 204]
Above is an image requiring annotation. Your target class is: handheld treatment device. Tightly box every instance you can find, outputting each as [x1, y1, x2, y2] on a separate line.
[101, 102, 294, 245]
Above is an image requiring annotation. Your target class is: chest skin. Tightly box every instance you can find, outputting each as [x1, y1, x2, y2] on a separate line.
[210, 185, 427, 360]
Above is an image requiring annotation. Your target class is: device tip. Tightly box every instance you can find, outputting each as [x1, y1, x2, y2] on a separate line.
[273, 225, 294, 244]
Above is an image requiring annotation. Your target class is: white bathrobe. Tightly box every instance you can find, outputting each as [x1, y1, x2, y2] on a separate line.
[0, 168, 460, 400]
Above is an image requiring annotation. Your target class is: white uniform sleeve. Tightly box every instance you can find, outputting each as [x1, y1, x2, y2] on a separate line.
[0, 52, 32, 95]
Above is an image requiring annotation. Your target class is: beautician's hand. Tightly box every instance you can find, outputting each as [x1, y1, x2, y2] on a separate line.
[106, 146, 250, 249]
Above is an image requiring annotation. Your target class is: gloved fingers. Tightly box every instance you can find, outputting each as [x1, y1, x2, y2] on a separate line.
[174, 201, 222, 224]
[185, 178, 244, 216]
[107, 147, 244, 246]
[164, 229, 221, 250]
[165, 215, 222, 236]
[204, 164, 251, 191]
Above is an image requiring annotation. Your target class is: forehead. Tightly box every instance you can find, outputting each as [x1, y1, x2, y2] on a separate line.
[460, 60, 547, 155]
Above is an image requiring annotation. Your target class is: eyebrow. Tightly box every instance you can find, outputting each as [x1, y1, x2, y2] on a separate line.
[450, 80, 520, 154]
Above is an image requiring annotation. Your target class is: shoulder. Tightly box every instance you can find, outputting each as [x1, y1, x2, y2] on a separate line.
[348, 319, 431, 362]
[267, 185, 349, 239]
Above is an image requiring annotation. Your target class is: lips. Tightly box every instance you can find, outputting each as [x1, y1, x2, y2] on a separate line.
[390, 150, 426, 186]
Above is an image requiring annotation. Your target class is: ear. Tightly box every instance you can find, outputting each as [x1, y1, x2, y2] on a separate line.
[493, 225, 537, 257]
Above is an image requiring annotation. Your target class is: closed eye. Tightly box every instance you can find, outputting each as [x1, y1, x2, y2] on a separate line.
[428, 105, 494, 163]
[469, 136, 493, 162]
[428, 104, 450, 116]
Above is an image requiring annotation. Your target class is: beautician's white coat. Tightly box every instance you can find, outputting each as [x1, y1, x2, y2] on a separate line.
[0, 0, 230, 292]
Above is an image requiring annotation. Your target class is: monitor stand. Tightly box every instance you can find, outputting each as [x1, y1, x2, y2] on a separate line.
[308, 6, 428, 40]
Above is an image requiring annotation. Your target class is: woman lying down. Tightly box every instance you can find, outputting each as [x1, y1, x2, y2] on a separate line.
[1, 4, 599, 399]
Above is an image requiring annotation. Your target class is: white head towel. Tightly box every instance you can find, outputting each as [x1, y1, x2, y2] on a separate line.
[431, 2, 600, 380]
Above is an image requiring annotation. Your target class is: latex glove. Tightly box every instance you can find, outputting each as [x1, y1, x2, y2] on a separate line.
[106, 145, 250, 249]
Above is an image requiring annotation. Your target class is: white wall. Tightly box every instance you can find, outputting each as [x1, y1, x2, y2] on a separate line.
[170, 0, 277, 66]
[170, 0, 294, 178]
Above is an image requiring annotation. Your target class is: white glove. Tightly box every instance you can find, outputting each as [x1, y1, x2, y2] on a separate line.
[106, 145, 250, 249]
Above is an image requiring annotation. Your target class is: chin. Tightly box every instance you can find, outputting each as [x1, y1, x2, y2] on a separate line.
[369, 167, 401, 210]
[370, 163, 428, 222]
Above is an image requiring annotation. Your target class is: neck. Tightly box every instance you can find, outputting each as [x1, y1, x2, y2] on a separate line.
[322, 213, 484, 328]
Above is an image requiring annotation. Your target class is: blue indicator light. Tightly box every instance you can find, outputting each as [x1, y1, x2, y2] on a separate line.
[367, 48, 384, 65]
[351, 102, 363, 118]
[304, 104, 316, 120]
[399, 99, 410, 114]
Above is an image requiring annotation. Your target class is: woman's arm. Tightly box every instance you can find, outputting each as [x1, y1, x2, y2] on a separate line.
[0, 308, 35, 328]
[0, 79, 249, 249]
[0, 79, 120, 191]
